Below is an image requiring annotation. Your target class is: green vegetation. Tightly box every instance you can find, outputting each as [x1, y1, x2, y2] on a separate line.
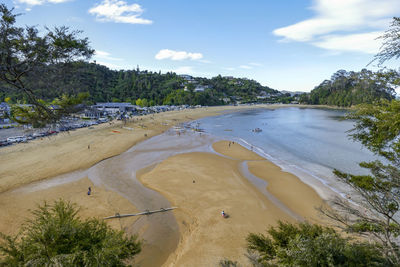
[0, 62, 279, 107]
[299, 69, 398, 107]
[318, 16, 400, 265]
[0, 200, 141, 266]
[320, 99, 400, 265]
[372, 17, 400, 66]
[245, 221, 389, 266]
[0, 4, 94, 127]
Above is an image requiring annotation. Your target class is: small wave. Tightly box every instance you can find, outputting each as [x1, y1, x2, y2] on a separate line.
[232, 137, 350, 201]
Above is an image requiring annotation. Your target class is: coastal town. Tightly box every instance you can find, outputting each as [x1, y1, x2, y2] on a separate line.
[1, 1, 399, 266]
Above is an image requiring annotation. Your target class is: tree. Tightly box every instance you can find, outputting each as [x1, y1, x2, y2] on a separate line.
[320, 99, 400, 265]
[318, 16, 400, 264]
[0, 4, 94, 127]
[372, 17, 400, 66]
[246, 221, 389, 266]
[0, 199, 141, 266]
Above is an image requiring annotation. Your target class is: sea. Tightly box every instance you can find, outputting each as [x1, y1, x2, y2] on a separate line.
[195, 107, 378, 199]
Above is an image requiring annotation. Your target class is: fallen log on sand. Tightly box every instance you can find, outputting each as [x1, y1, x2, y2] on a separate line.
[104, 207, 178, 220]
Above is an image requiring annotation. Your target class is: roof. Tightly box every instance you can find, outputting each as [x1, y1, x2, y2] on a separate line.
[94, 102, 135, 108]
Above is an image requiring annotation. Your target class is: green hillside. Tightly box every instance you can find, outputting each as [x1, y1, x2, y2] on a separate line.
[299, 69, 398, 107]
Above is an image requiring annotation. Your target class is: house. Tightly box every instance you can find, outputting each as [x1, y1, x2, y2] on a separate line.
[0, 102, 10, 115]
[93, 103, 138, 114]
[179, 74, 193, 81]
[0, 102, 11, 124]
[194, 85, 206, 92]
[84, 107, 108, 119]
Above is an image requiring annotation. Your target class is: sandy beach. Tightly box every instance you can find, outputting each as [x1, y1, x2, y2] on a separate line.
[0, 104, 332, 266]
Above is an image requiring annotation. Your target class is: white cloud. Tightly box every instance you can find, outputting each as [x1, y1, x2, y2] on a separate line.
[155, 49, 203, 61]
[89, 0, 152, 25]
[94, 50, 123, 61]
[249, 62, 263, 67]
[239, 65, 252, 69]
[16, 0, 70, 6]
[313, 31, 383, 54]
[223, 67, 235, 71]
[273, 0, 400, 53]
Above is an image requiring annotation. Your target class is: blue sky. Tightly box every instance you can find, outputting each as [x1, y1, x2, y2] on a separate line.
[4, 0, 400, 92]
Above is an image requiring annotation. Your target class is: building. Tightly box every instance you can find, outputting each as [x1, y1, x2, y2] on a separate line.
[0, 102, 10, 115]
[179, 74, 193, 81]
[84, 107, 108, 119]
[194, 85, 209, 92]
[93, 103, 138, 114]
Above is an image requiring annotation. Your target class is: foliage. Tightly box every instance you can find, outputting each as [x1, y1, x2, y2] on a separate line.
[372, 17, 400, 66]
[219, 259, 241, 267]
[0, 200, 141, 266]
[300, 69, 397, 107]
[0, 63, 279, 107]
[246, 221, 389, 267]
[0, 4, 94, 127]
[320, 99, 400, 265]
[9, 92, 89, 128]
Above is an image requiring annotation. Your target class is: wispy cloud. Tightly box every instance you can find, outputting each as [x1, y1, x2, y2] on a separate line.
[239, 65, 252, 69]
[273, 0, 400, 54]
[95, 50, 123, 61]
[249, 62, 263, 67]
[15, 0, 71, 6]
[155, 49, 203, 61]
[313, 31, 382, 54]
[89, 0, 152, 25]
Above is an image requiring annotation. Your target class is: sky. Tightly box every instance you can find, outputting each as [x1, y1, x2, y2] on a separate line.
[4, 0, 400, 92]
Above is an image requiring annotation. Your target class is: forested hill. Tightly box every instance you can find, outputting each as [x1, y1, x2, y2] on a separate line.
[0, 62, 278, 106]
[299, 69, 398, 107]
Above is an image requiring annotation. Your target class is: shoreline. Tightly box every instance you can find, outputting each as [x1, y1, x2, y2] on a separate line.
[0, 104, 344, 266]
[0, 104, 295, 193]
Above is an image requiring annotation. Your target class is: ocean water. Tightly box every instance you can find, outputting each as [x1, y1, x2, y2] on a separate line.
[195, 107, 377, 197]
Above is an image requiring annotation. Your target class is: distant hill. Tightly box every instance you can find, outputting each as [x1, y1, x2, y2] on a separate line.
[0, 62, 279, 106]
[299, 69, 397, 107]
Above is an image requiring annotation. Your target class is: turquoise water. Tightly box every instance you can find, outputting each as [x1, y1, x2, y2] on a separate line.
[196, 107, 377, 187]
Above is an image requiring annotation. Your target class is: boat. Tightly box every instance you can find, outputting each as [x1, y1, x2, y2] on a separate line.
[252, 128, 262, 133]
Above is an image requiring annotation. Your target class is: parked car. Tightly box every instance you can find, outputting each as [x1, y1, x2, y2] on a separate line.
[0, 140, 10, 147]
[7, 136, 27, 143]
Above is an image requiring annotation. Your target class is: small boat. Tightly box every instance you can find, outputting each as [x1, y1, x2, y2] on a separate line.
[252, 128, 262, 133]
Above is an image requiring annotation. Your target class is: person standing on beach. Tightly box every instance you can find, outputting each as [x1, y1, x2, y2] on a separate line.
[87, 187, 91, 195]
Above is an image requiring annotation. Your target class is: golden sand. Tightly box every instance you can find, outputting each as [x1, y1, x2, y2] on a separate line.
[0, 105, 273, 193]
[0, 105, 332, 266]
[134, 141, 327, 266]
[0, 177, 138, 236]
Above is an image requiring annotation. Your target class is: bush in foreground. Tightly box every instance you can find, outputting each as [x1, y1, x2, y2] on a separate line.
[246, 221, 390, 267]
[0, 200, 141, 266]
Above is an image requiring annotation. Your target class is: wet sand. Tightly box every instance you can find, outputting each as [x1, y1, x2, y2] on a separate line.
[135, 140, 328, 266]
[213, 141, 329, 224]
[0, 104, 335, 266]
[0, 106, 254, 193]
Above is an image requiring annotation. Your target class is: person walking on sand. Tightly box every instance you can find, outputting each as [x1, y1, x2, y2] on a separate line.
[221, 210, 226, 218]
[87, 187, 91, 195]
